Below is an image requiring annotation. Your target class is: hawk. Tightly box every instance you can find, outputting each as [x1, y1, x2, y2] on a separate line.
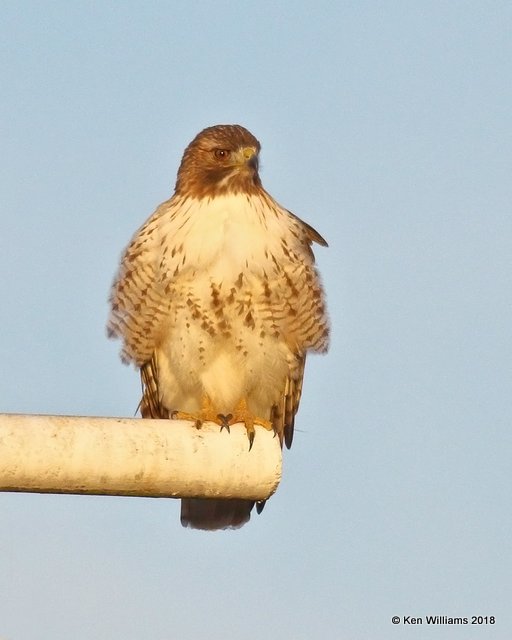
[108, 124, 329, 530]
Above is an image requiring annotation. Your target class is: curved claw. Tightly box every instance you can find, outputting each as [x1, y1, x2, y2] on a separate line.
[247, 428, 255, 451]
[217, 413, 232, 433]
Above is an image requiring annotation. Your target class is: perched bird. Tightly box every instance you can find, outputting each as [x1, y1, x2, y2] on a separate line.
[108, 124, 329, 529]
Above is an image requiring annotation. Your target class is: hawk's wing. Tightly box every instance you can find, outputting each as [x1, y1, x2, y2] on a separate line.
[271, 355, 306, 449]
[107, 200, 174, 367]
[139, 355, 169, 419]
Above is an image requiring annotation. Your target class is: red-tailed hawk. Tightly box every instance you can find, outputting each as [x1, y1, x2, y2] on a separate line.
[108, 124, 329, 529]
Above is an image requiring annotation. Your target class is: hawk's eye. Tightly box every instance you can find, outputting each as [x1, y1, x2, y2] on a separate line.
[214, 149, 231, 160]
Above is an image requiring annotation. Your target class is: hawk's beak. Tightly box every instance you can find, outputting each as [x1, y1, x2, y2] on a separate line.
[240, 146, 259, 172]
[242, 146, 256, 160]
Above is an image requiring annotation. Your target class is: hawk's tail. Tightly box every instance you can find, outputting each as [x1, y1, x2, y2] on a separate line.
[180, 498, 256, 530]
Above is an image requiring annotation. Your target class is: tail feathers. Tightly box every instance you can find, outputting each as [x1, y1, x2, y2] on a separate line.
[180, 498, 256, 530]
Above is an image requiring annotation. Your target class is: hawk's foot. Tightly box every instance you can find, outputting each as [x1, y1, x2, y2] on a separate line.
[171, 396, 272, 450]
[171, 395, 226, 429]
[223, 398, 272, 450]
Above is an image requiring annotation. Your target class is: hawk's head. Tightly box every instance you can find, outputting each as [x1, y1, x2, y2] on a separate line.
[175, 124, 262, 198]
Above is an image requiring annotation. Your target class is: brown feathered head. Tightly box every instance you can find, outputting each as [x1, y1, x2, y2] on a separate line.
[175, 124, 262, 198]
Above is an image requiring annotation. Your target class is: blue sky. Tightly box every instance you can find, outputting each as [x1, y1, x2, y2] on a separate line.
[1, 2, 511, 638]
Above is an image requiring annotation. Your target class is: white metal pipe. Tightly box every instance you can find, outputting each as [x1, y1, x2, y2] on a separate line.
[0, 414, 282, 500]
